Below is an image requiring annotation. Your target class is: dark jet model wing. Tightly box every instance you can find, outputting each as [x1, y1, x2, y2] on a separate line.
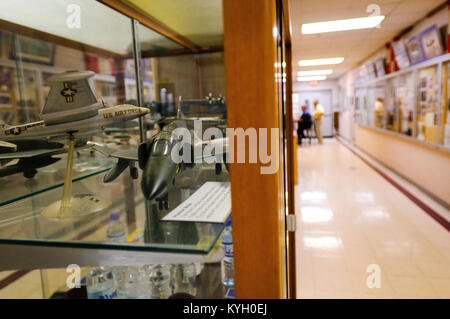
[194, 137, 229, 175]
[193, 137, 228, 161]
[0, 139, 93, 178]
[0, 156, 61, 178]
[0, 148, 66, 160]
[0, 140, 65, 178]
[87, 142, 138, 183]
[0, 141, 17, 151]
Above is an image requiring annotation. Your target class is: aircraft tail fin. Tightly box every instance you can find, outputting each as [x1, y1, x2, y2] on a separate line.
[40, 70, 101, 125]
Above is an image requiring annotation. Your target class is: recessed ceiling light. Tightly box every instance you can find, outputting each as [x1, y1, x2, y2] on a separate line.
[298, 58, 344, 66]
[297, 75, 327, 82]
[301, 16, 385, 34]
[297, 69, 333, 76]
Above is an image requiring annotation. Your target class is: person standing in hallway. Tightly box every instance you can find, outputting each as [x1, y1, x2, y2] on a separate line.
[313, 100, 324, 144]
[297, 105, 312, 145]
[374, 97, 384, 128]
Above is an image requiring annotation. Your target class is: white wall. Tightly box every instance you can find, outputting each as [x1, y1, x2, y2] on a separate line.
[337, 69, 357, 141]
[293, 79, 339, 117]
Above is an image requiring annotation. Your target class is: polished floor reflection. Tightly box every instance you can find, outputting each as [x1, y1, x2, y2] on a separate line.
[295, 138, 450, 298]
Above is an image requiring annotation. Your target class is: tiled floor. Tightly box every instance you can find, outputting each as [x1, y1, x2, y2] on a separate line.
[295, 138, 450, 299]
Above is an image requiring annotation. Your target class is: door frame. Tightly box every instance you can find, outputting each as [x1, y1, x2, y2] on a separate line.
[295, 89, 334, 137]
[223, 0, 293, 298]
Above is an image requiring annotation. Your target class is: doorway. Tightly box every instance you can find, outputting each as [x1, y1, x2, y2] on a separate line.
[297, 90, 333, 137]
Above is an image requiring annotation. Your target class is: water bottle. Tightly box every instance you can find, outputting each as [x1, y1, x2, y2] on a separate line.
[106, 212, 127, 298]
[86, 266, 117, 299]
[221, 219, 234, 286]
[124, 266, 150, 299]
[106, 212, 126, 243]
[145, 264, 172, 299]
[172, 264, 197, 296]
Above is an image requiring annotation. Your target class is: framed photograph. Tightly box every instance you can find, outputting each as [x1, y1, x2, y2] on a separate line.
[405, 35, 425, 64]
[392, 39, 410, 69]
[10, 34, 55, 65]
[0, 66, 13, 91]
[420, 90, 427, 102]
[420, 25, 443, 60]
[124, 59, 136, 79]
[367, 63, 376, 80]
[374, 58, 385, 77]
[0, 90, 14, 109]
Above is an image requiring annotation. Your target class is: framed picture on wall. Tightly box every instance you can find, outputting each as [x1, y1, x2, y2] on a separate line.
[10, 34, 55, 65]
[405, 34, 425, 64]
[392, 39, 410, 69]
[420, 25, 443, 60]
[0, 90, 14, 109]
[0, 66, 13, 91]
[374, 58, 385, 77]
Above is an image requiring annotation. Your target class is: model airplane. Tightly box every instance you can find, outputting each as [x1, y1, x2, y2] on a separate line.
[0, 138, 65, 178]
[0, 70, 149, 218]
[0, 70, 149, 178]
[90, 99, 228, 210]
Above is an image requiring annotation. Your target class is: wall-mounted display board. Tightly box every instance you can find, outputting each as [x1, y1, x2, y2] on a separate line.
[392, 39, 411, 70]
[420, 25, 444, 60]
[405, 35, 425, 65]
[355, 52, 450, 148]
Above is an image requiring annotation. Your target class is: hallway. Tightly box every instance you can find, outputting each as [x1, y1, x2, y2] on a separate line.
[295, 138, 450, 299]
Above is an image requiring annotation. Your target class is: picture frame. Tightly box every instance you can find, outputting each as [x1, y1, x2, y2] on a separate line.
[0, 66, 14, 91]
[0, 89, 15, 109]
[405, 34, 425, 65]
[392, 39, 410, 69]
[10, 34, 55, 65]
[420, 25, 443, 60]
[374, 58, 385, 77]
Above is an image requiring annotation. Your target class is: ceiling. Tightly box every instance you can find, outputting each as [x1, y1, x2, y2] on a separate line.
[288, 0, 446, 79]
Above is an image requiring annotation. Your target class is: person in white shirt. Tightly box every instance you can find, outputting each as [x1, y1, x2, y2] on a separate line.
[313, 100, 325, 144]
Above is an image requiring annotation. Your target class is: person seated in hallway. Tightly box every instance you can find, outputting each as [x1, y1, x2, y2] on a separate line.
[297, 105, 312, 145]
[313, 99, 325, 144]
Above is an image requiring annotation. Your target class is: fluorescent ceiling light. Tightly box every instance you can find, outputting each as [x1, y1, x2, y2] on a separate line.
[298, 58, 344, 66]
[301, 16, 385, 34]
[297, 75, 327, 82]
[297, 69, 333, 76]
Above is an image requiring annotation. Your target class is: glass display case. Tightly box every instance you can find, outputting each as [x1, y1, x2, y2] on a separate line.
[417, 65, 439, 142]
[354, 53, 450, 148]
[0, 0, 231, 299]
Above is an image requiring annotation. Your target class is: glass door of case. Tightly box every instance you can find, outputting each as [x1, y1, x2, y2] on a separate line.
[416, 65, 439, 143]
[276, 0, 293, 299]
[0, 0, 230, 299]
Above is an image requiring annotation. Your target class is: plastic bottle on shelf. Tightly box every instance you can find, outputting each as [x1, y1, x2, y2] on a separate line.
[221, 219, 234, 286]
[172, 263, 197, 296]
[145, 264, 172, 299]
[106, 212, 127, 243]
[86, 266, 117, 299]
[105, 212, 127, 298]
[124, 266, 150, 299]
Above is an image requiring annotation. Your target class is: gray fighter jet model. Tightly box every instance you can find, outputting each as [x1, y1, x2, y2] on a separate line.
[0, 70, 149, 179]
[91, 101, 228, 210]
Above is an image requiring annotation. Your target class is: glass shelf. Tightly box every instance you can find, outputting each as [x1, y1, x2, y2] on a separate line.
[0, 160, 229, 268]
[0, 149, 116, 207]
